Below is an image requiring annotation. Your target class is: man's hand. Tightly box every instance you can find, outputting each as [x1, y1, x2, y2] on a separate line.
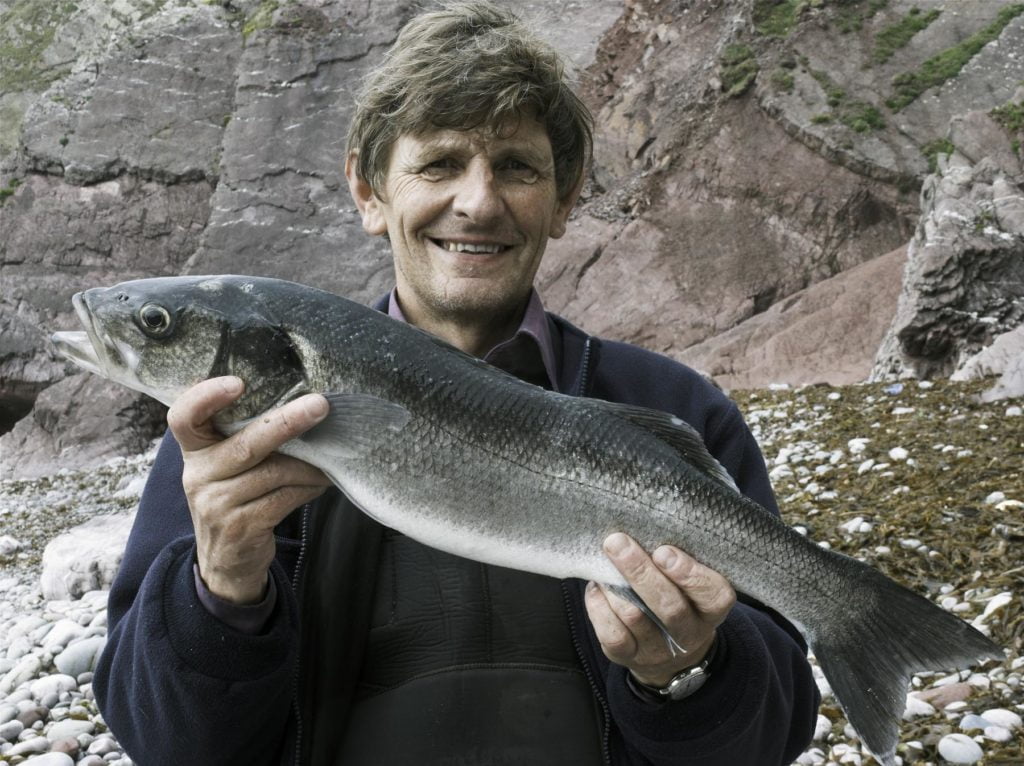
[584, 532, 736, 688]
[167, 376, 332, 605]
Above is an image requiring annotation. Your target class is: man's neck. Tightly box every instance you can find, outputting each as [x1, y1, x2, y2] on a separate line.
[395, 294, 527, 357]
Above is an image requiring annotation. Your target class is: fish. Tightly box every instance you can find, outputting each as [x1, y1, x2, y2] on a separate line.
[51, 274, 1003, 766]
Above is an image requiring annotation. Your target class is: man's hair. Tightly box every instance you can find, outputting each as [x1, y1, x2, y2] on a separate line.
[347, 0, 593, 201]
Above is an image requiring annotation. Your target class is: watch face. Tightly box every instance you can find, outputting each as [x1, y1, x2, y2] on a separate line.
[666, 668, 709, 700]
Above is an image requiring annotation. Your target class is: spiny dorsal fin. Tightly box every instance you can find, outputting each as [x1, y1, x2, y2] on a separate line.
[598, 401, 740, 494]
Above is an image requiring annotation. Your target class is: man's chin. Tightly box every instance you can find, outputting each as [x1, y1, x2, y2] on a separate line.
[430, 282, 530, 321]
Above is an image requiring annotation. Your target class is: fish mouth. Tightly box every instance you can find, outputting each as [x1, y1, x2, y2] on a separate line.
[50, 292, 120, 377]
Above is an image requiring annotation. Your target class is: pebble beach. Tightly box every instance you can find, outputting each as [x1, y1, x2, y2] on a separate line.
[0, 378, 1021, 765]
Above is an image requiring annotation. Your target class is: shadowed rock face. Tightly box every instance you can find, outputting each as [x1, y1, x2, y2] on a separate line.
[872, 94, 1024, 391]
[1, 0, 1022, 475]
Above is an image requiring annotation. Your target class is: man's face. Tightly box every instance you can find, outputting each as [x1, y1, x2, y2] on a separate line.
[350, 115, 578, 325]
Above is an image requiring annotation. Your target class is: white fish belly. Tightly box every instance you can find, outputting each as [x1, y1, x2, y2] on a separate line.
[331, 465, 629, 587]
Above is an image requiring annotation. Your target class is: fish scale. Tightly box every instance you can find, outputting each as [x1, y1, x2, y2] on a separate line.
[51, 274, 1004, 766]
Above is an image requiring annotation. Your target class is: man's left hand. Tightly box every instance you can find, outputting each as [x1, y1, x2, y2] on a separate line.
[584, 532, 736, 688]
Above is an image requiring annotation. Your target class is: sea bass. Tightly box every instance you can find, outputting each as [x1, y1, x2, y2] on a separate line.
[51, 275, 1002, 765]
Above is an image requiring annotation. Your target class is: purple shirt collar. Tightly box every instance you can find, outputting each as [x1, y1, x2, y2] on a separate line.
[387, 288, 560, 392]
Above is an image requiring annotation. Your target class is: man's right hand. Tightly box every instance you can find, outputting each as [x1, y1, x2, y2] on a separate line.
[167, 376, 332, 605]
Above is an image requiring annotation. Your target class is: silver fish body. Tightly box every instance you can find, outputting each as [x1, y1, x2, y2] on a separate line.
[51, 275, 1003, 766]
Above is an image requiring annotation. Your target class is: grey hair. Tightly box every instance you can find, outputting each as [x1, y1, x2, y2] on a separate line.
[347, 0, 593, 201]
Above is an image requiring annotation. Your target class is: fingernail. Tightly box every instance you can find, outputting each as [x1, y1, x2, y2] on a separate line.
[653, 546, 678, 569]
[222, 376, 243, 394]
[304, 395, 329, 419]
[604, 533, 630, 556]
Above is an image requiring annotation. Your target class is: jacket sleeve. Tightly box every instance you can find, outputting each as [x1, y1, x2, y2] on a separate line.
[590, 402, 820, 766]
[92, 432, 301, 766]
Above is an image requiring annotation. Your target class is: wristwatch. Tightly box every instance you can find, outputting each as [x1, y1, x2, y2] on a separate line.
[628, 634, 719, 702]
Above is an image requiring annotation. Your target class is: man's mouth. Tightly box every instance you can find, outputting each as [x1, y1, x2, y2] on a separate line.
[430, 238, 512, 254]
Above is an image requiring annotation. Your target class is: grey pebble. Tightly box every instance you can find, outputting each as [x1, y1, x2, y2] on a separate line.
[0, 719, 24, 741]
[16, 707, 48, 729]
[7, 734, 50, 755]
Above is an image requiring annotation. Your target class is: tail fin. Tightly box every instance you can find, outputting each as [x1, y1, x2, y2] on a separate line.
[806, 563, 1003, 766]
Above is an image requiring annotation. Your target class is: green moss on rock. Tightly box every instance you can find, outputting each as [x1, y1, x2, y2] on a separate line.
[0, 0, 79, 93]
[872, 7, 941, 65]
[921, 138, 954, 173]
[242, 0, 280, 42]
[720, 44, 759, 98]
[888, 4, 1024, 111]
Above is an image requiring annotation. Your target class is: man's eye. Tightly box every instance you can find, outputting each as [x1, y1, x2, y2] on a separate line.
[502, 159, 539, 181]
[421, 159, 456, 177]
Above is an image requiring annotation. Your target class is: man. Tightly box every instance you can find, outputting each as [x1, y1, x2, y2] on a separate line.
[94, 3, 820, 764]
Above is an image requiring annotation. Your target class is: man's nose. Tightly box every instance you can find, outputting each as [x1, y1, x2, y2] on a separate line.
[451, 162, 504, 221]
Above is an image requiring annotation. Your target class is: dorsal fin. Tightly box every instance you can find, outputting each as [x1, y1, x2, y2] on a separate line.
[597, 400, 740, 494]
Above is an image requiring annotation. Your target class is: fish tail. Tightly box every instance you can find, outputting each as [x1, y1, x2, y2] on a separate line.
[804, 560, 1003, 766]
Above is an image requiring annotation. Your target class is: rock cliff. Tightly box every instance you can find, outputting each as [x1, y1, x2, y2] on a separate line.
[1, 0, 1022, 476]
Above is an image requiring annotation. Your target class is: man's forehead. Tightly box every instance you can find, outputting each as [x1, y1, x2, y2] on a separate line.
[399, 119, 552, 157]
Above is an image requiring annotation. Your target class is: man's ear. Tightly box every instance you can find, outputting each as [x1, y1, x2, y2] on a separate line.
[345, 151, 388, 236]
[548, 172, 585, 240]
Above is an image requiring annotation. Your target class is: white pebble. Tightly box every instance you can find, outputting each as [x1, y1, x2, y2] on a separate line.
[903, 694, 936, 719]
[797, 748, 826, 765]
[984, 491, 1006, 505]
[980, 592, 1014, 620]
[980, 708, 1022, 730]
[984, 724, 1013, 742]
[838, 517, 865, 535]
[891, 407, 916, 415]
[959, 714, 989, 731]
[1006, 405, 1022, 417]
[827, 392, 842, 401]
[857, 459, 875, 474]
[917, 380, 934, 389]
[22, 753, 76, 766]
[0, 535, 22, 555]
[936, 733, 983, 763]
[813, 714, 831, 741]
[848, 438, 870, 454]
[888, 447, 909, 461]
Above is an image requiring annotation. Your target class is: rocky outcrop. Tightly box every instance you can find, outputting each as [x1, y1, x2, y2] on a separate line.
[0, 374, 165, 480]
[872, 94, 1024, 394]
[678, 245, 907, 390]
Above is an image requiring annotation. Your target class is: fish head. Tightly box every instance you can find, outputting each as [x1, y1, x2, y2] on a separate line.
[51, 276, 308, 424]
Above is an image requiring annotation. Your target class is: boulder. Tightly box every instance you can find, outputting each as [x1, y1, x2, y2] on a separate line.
[39, 511, 135, 601]
[872, 98, 1024, 381]
[0, 374, 164, 480]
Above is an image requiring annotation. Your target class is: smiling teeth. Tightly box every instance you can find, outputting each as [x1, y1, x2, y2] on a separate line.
[441, 241, 505, 254]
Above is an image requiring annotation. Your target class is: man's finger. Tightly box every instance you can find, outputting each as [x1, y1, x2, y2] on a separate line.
[584, 581, 637, 659]
[653, 546, 735, 618]
[209, 393, 330, 477]
[603, 533, 686, 619]
[168, 377, 246, 452]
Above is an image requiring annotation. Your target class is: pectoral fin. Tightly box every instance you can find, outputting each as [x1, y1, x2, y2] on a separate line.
[295, 392, 411, 461]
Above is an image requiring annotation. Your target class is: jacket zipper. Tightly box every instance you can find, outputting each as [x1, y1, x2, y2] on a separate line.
[288, 502, 312, 766]
[561, 580, 612, 765]
[574, 337, 594, 397]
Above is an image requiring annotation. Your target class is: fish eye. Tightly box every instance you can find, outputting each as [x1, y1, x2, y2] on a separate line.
[138, 303, 173, 336]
